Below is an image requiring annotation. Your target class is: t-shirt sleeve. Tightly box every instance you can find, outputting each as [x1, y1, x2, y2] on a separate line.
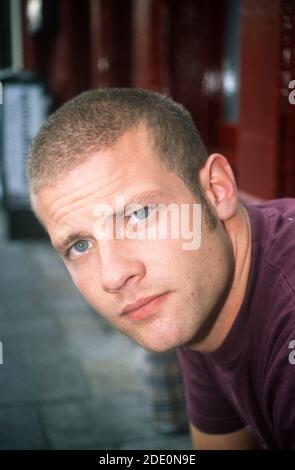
[176, 346, 245, 434]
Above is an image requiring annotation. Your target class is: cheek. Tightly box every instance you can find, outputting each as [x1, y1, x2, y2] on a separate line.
[66, 259, 98, 297]
[73, 271, 105, 313]
[143, 237, 200, 281]
[199, 235, 235, 301]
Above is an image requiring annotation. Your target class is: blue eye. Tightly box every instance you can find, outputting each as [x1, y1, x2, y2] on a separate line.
[132, 206, 150, 221]
[73, 240, 89, 253]
[127, 205, 157, 226]
[67, 239, 93, 260]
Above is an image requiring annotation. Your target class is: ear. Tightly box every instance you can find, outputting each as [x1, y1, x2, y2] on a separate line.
[199, 153, 238, 221]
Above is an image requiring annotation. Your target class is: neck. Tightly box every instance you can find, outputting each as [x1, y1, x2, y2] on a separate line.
[191, 202, 252, 353]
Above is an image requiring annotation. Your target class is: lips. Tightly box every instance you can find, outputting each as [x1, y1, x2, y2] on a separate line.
[120, 292, 169, 321]
[121, 294, 164, 315]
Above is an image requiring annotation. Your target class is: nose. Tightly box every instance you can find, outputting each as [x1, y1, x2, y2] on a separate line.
[99, 240, 145, 292]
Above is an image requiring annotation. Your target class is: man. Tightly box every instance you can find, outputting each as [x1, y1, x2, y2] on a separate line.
[27, 88, 295, 449]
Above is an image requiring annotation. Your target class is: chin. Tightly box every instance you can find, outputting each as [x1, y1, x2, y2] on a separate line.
[136, 331, 190, 354]
[141, 342, 177, 354]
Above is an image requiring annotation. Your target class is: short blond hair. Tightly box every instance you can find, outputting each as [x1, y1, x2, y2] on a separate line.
[27, 88, 217, 229]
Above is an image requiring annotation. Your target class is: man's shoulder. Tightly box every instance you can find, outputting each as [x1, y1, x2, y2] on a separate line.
[246, 198, 295, 379]
[246, 197, 295, 304]
[247, 197, 295, 257]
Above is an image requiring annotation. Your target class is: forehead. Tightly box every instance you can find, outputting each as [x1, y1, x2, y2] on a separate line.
[32, 124, 189, 235]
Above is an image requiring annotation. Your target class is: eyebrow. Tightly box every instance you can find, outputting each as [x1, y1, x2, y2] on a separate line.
[52, 189, 166, 254]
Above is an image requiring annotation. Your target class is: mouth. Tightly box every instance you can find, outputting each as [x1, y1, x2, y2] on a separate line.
[120, 292, 170, 321]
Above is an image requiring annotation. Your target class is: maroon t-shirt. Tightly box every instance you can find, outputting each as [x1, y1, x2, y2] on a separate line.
[176, 198, 295, 449]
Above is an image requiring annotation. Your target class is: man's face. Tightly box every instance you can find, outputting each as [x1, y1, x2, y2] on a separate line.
[33, 124, 234, 352]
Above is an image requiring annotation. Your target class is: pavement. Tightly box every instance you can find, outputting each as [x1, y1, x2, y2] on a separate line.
[0, 209, 191, 450]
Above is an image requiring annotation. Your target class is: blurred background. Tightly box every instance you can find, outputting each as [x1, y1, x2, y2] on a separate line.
[0, 0, 294, 450]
